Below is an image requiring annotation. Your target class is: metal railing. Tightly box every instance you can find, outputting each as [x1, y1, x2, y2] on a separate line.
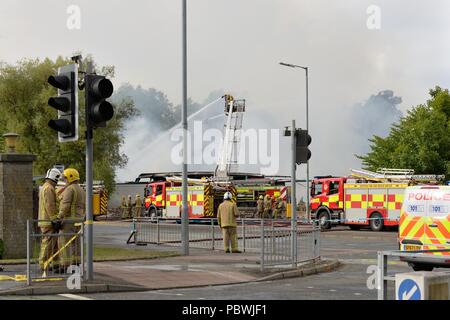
[129, 217, 320, 270]
[377, 249, 450, 300]
[26, 219, 85, 285]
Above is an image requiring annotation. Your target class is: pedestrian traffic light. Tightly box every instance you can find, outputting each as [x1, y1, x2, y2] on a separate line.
[85, 74, 114, 128]
[296, 129, 311, 165]
[47, 64, 79, 142]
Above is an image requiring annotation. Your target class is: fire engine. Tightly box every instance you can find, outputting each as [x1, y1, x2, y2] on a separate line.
[140, 173, 289, 219]
[310, 168, 444, 231]
[140, 95, 290, 219]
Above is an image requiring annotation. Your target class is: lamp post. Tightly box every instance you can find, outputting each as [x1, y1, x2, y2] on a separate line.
[279, 62, 310, 221]
[181, 0, 189, 255]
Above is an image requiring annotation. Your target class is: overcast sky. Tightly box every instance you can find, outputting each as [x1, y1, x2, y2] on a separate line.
[1, 0, 449, 181]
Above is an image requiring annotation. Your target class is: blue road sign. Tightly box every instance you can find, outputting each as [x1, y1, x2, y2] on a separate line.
[398, 279, 421, 300]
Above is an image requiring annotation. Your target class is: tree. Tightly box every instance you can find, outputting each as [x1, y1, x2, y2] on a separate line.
[0, 56, 138, 193]
[358, 86, 450, 179]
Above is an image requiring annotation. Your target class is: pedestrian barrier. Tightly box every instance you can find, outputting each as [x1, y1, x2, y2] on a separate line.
[377, 249, 450, 300]
[129, 217, 320, 270]
[26, 219, 85, 285]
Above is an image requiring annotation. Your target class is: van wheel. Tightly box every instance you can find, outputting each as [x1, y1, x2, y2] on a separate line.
[410, 263, 434, 272]
[318, 211, 331, 230]
[369, 212, 384, 231]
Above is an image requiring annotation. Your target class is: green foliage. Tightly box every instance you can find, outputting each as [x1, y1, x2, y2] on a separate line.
[358, 86, 450, 179]
[0, 56, 138, 193]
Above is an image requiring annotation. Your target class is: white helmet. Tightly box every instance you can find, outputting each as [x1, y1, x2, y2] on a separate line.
[223, 191, 232, 200]
[45, 168, 62, 183]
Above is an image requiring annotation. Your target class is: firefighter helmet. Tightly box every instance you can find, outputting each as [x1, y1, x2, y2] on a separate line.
[45, 168, 62, 183]
[63, 168, 80, 183]
[224, 191, 232, 200]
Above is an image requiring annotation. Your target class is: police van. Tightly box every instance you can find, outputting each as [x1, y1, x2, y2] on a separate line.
[399, 185, 450, 271]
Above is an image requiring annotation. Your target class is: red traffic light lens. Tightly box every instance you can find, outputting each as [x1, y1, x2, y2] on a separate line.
[92, 78, 114, 99]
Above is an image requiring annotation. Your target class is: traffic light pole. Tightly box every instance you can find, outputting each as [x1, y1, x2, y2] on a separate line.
[291, 120, 297, 267]
[305, 67, 310, 222]
[181, 0, 189, 256]
[85, 61, 94, 281]
[85, 128, 94, 280]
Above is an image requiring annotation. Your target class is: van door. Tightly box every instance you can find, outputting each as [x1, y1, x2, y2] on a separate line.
[399, 187, 427, 251]
[422, 187, 450, 255]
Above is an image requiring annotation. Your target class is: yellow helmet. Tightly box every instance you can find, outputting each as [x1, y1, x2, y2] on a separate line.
[63, 168, 80, 183]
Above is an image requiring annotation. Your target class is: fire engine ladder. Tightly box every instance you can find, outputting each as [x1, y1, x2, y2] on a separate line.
[350, 168, 444, 182]
[214, 95, 246, 182]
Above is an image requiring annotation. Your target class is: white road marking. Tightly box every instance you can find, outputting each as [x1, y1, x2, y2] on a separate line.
[58, 294, 93, 300]
[144, 291, 184, 296]
[354, 293, 362, 296]
[329, 289, 337, 292]
[307, 286, 314, 289]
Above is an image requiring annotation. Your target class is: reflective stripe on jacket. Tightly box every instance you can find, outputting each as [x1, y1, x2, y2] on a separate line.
[58, 182, 86, 220]
[217, 200, 239, 228]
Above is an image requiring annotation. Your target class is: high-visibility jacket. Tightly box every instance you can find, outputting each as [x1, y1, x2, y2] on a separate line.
[38, 181, 57, 227]
[58, 182, 86, 220]
[256, 199, 264, 213]
[135, 196, 142, 208]
[217, 200, 239, 228]
[264, 196, 272, 210]
[120, 197, 127, 208]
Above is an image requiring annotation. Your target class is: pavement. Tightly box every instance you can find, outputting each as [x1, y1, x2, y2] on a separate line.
[0, 220, 400, 298]
[0, 249, 338, 296]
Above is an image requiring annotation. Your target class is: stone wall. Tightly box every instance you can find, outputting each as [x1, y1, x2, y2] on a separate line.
[0, 154, 36, 258]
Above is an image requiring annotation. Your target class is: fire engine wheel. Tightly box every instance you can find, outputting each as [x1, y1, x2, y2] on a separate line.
[149, 207, 157, 218]
[318, 211, 331, 230]
[369, 212, 384, 232]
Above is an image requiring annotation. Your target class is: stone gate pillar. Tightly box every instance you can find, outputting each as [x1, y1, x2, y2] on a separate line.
[0, 153, 36, 258]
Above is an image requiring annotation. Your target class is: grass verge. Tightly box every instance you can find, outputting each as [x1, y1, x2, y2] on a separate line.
[0, 246, 179, 265]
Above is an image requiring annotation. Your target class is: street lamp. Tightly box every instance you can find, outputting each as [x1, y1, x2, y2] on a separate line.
[279, 61, 310, 222]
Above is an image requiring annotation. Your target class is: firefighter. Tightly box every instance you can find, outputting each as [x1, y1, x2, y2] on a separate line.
[38, 168, 62, 272]
[126, 195, 133, 218]
[120, 195, 127, 219]
[256, 195, 264, 218]
[56, 168, 86, 272]
[273, 196, 286, 219]
[217, 192, 241, 253]
[263, 194, 272, 219]
[134, 194, 143, 218]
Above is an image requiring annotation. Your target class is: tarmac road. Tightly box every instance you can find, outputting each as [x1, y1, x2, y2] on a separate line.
[2, 222, 428, 300]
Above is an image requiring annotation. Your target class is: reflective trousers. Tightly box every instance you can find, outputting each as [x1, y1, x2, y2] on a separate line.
[221, 227, 238, 251]
[39, 227, 58, 270]
[134, 206, 142, 218]
[121, 207, 128, 218]
[58, 223, 81, 268]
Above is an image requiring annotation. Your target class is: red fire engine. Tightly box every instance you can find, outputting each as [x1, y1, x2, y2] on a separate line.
[310, 168, 444, 231]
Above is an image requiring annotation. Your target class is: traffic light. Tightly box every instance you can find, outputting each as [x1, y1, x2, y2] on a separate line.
[85, 74, 114, 128]
[47, 64, 79, 142]
[296, 129, 311, 164]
